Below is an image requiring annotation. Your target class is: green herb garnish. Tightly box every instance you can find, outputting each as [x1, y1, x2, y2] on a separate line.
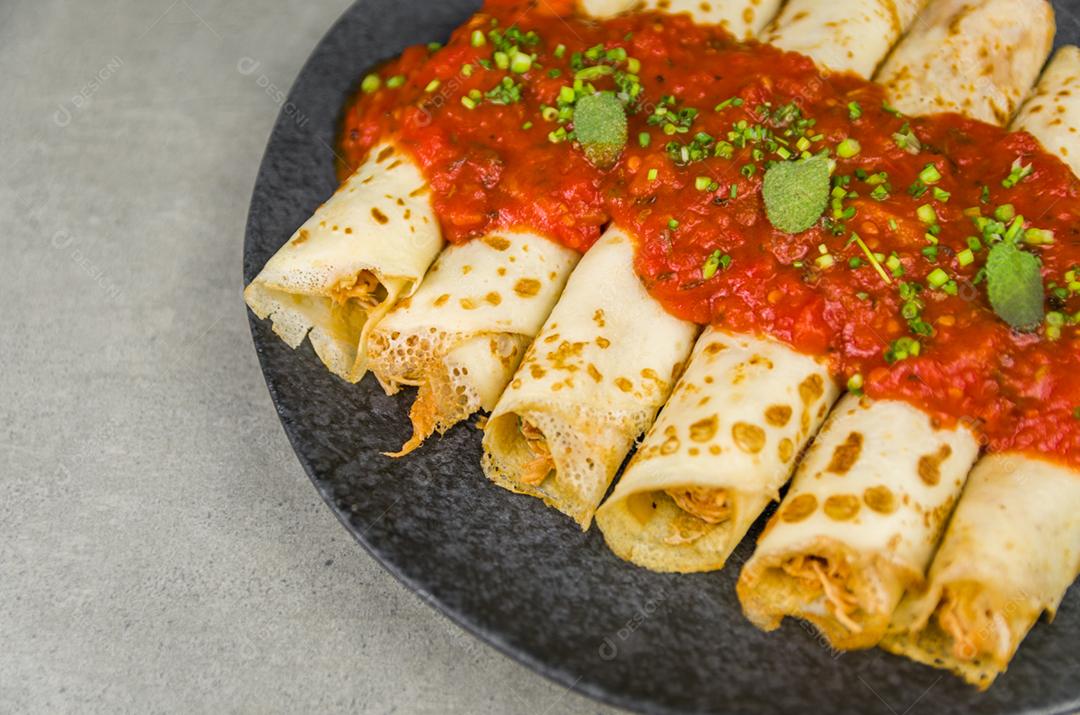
[762, 155, 830, 234]
[986, 241, 1045, 331]
[573, 92, 627, 168]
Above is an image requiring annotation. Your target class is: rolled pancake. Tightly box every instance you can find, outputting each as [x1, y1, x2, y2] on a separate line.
[482, 226, 698, 529]
[368, 232, 579, 455]
[875, 0, 1055, 125]
[594, 0, 917, 576]
[881, 454, 1080, 689]
[1012, 46, 1080, 177]
[578, 0, 783, 38]
[244, 143, 443, 382]
[736, 395, 979, 650]
[876, 48, 1080, 689]
[595, 328, 838, 572]
[763, 0, 928, 78]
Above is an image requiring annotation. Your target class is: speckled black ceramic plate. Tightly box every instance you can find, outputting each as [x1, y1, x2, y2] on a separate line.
[243, 3, 1080, 713]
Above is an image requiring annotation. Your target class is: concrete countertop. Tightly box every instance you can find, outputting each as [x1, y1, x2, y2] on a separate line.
[1, 1, 620, 711]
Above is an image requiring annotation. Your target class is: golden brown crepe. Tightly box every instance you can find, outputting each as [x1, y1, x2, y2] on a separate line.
[875, 0, 1055, 124]
[881, 454, 1080, 688]
[737, 396, 980, 649]
[595, 328, 838, 572]
[244, 143, 443, 382]
[482, 226, 698, 528]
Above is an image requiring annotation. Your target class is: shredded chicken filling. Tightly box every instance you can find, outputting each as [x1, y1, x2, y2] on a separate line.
[519, 418, 554, 486]
[666, 487, 731, 524]
[331, 270, 385, 310]
[935, 585, 1012, 664]
[782, 555, 863, 634]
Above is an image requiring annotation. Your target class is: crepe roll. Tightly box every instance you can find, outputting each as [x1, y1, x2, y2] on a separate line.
[577, 0, 783, 38]
[764, 0, 927, 78]
[368, 232, 579, 455]
[595, 328, 839, 572]
[482, 226, 698, 529]
[875, 0, 1055, 125]
[244, 143, 443, 382]
[1012, 46, 1080, 177]
[881, 454, 1080, 688]
[737, 396, 979, 649]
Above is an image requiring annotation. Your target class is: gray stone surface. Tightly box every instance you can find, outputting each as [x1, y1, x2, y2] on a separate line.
[0, 1, 620, 712]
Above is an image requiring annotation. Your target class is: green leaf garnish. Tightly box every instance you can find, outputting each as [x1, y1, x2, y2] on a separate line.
[986, 242, 1044, 332]
[762, 155, 830, 234]
[573, 92, 627, 169]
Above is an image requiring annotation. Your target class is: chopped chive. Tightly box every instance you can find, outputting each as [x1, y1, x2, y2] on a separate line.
[647, 168, 658, 181]
[460, 96, 477, 109]
[919, 163, 942, 184]
[553, 43, 566, 59]
[702, 250, 731, 279]
[639, 132, 651, 148]
[361, 74, 381, 93]
[1002, 158, 1033, 188]
[386, 74, 406, 89]
[837, 138, 861, 158]
[927, 267, 950, 288]
[847, 373, 864, 393]
[848, 101, 862, 120]
[956, 248, 975, 267]
[917, 204, 937, 224]
[471, 30, 486, 47]
[1004, 215, 1025, 243]
[815, 254, 835, 269]
[509, 52, 532, 73]
[668, 218, 679, 230]
[424, 79, 441, 92]
[853, 233, 892, 285]
[1023, 227, 1055, 245]
[994, 203, 1015, 221]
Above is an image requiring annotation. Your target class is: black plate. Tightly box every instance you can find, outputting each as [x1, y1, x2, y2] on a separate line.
[244, 3, 1080, 713]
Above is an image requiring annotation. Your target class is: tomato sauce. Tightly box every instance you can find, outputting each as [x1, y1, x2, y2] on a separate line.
[339, 1, 1080, 467]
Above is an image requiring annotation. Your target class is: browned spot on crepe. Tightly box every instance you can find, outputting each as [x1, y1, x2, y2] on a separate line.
[732, 422, 766, 453]
[798, 374, 825, 404]
[765, 405, 792, 427]
[514, 278, 541, 297]
[689, 415, 719, 443]
[824, 494, 860, 521]
[781, 493, 817, 523]
[826, 432, 863, 475]
[482, 235, 511, 251]
[864, 485, 898, 515]
[918, 444, 953, 486]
